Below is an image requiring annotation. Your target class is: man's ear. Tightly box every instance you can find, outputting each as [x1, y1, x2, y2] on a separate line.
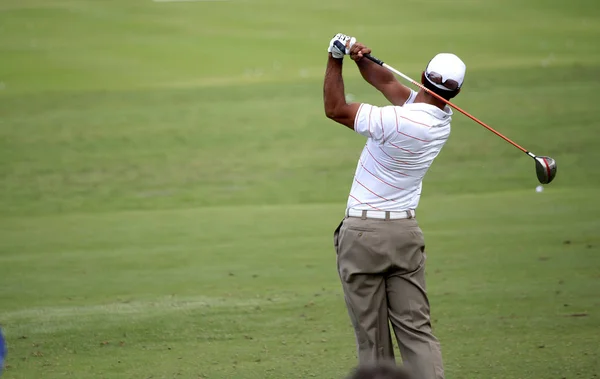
[421, 71, 426, 85]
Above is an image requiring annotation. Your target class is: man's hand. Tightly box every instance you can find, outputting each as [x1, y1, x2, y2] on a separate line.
[349, 42, 372, 62]
[328, 33, 356, 59]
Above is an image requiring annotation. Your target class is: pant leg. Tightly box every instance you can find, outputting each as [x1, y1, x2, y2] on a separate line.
[334, 217, 395, 364]
[385, 220, 445, 379]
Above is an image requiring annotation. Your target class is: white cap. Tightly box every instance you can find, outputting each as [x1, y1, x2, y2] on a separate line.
[425, 53, 466, 91]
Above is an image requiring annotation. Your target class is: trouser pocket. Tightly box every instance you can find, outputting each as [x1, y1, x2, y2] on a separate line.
[333, 219, 343, 254]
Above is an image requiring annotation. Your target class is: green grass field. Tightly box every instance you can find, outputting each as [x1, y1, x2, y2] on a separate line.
[1, 0, 599, 378]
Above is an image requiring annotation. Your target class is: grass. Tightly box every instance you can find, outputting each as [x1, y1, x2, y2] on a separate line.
[1, 0, 599, 378]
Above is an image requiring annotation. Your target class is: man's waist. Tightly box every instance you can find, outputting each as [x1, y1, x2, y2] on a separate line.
[345, 208, 415, 220]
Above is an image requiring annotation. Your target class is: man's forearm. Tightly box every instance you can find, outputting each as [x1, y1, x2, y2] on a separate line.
[356, 58, 396, 89]
[323, 54, 347, 118]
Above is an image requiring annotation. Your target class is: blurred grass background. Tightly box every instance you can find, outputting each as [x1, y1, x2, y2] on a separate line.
[0, 0, 599, 378]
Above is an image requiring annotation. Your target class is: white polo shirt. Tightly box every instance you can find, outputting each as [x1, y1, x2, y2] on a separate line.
[347, 91, 452, 213]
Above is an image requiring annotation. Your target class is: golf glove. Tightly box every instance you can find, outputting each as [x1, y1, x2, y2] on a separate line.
[328, 33, 356, 59]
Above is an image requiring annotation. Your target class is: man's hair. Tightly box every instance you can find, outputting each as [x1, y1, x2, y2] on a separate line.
[421, 71, 460, 100]
[345, 362, 413, 379]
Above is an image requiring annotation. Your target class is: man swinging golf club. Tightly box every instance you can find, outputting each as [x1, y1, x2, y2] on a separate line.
[324, 33, 467, 379]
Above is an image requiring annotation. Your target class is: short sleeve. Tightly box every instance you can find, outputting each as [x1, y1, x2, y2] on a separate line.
[353, 104, 399, 143]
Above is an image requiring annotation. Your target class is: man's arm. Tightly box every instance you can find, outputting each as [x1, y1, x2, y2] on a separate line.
[350, 42, 413, 106]
[323, 53, 361, 130]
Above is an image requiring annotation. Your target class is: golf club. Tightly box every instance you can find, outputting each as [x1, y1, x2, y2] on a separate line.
[337, 42, 557, 184]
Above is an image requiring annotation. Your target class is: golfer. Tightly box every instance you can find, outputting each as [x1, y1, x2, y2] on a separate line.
[323, 33, 466, 379]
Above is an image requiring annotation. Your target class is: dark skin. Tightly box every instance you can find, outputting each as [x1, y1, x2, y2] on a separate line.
[323, 54, 361, 130]
[324, 41, 454, 128]
[350, 42, 454, 110]
[350, 43, 413, 106]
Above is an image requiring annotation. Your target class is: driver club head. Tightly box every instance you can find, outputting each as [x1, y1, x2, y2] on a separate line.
[534, 156, 557, 184]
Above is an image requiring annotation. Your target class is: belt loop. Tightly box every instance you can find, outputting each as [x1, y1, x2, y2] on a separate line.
[408, 210, 414, 219]
[361, 210, 367, 220]
[385, 211, 390, 221]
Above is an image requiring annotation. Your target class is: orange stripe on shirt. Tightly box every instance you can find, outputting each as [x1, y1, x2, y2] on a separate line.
[348, 194, 382, 210]
[354, 103, 365, 131]
[366, 145, 412, 173]
[396, 130, 432, 142]
[380, 108, 385, 141]
[354, 178, 399, 203]
[368, 106, 373, 138]
[399, 115, 432, 128]
[359, 160, 405, 190]
[388, 141, 417, 155]
[390, 113, 432, 141]
[390, 108, 420, 153]
[393, 107, 400, 133]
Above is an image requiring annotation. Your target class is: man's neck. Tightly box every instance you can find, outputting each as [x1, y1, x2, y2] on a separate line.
[414, 89, 447, 110]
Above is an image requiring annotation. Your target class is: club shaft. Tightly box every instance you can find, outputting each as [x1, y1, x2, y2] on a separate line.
[365, 54, 530, 155]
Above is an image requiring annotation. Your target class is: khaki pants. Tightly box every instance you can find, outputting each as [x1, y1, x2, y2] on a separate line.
[333, 214, 444, 379]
